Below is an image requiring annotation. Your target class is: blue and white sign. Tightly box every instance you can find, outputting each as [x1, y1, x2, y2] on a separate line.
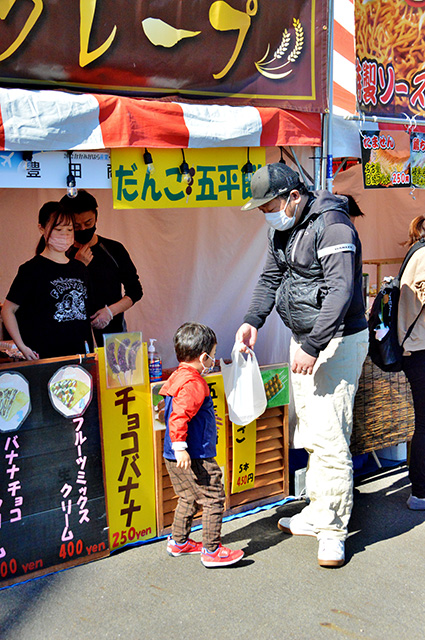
[0, 151, 111, 188]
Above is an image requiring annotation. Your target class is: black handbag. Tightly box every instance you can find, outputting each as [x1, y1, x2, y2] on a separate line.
[368, 239, 425, 372]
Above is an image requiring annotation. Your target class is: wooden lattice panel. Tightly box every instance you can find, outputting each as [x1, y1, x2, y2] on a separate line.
[154, 404, 289, 536]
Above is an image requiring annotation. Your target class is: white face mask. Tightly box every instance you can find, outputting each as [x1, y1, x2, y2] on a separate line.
[201, 353, 215, 376]
[264, 198, 298, 232]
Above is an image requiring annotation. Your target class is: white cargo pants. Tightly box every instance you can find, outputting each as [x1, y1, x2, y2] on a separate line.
[290, 329, 368, 541]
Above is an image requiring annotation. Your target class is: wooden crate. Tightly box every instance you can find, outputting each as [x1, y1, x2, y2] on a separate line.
[154, 405, 289, 536]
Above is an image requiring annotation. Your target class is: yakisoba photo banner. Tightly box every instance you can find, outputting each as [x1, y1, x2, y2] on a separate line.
[355, 0, 425, 117]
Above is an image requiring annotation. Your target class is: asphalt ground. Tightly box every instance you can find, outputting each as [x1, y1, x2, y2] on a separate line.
[1, 462, 424, 640]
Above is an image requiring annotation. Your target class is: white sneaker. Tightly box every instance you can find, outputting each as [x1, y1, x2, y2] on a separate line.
[407, 495, 425, 510]
[277, 513, 316, 537]
[318, 538, 345, 568]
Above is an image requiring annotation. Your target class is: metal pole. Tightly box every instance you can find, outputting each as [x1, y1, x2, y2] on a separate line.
[346, 113, 425, 127]
[314, 146, 321, 189]
[325, 0, 334, 192]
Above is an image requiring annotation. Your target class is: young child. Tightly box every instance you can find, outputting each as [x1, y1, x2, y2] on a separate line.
[161, 322, 244, 568]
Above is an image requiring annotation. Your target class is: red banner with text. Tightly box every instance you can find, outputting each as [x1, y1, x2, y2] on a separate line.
[0, 0, 328, 111]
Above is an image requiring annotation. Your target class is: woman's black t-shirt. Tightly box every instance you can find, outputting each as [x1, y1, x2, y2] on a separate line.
[6, 255, 92, 359]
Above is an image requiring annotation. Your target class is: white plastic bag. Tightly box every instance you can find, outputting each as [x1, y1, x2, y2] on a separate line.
[220, 343, 267, 426]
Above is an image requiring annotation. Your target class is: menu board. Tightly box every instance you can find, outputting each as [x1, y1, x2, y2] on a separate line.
[0, 356, 109, 588]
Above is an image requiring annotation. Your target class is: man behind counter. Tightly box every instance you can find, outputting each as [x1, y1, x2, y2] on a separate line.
[60, 190, 143, 346]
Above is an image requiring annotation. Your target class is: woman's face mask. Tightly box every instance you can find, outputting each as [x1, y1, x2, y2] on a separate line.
[264, 197, 298, 232]
[45, 222, 74, 253]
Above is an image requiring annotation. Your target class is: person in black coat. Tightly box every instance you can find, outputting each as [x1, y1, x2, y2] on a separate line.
[61, 190, 143, 346]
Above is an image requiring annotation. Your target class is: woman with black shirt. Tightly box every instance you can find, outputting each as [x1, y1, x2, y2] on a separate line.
[1, 202, 92, 360]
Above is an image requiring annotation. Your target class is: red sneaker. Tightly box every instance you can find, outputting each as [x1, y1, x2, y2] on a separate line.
[166, 536, 203, 556]
[201, 545, 244, 568]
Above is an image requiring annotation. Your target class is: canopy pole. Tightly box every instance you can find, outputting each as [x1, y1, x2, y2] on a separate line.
[322, 0, 334, 192]
[314, 147, 321, 189]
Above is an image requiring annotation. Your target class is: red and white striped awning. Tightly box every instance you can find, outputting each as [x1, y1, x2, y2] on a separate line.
[0, 88, 321, 152]
[333, 0, 356, 117]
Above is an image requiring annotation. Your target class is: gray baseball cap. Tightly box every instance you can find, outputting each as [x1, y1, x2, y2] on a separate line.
[241, 163, 302, 211]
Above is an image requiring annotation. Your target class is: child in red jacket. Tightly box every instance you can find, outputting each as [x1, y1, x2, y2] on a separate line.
[162, 322, 244, 568]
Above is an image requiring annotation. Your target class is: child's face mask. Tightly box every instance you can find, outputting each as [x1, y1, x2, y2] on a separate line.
[201, 353, 215, 376]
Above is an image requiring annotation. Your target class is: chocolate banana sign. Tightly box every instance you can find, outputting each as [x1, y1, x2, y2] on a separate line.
[0, 0, 327, 110]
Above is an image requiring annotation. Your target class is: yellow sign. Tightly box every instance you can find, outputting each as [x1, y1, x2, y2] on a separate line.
[205, 373, 227, 486]
[231, 420, 256, 493]
[111, 147, 265, 209]
[97, 345, 157, 550]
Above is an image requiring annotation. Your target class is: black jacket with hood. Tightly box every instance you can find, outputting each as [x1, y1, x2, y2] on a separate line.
[243, 191, 367, 358]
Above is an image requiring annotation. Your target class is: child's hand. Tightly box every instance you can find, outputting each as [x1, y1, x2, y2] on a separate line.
[175, 450, 191, 469]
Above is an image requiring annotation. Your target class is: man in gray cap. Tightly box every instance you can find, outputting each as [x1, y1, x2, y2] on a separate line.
[236, 163, 368, 568]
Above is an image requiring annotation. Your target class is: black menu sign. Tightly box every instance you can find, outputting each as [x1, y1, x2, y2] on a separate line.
[0, 356, 109, 588]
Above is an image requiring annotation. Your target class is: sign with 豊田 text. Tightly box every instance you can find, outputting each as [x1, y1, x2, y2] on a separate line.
[97, 345, 157, 551]
[111, 147, 265, 209]
[0, 151, 111, 189]
[0, 356, 109, 588]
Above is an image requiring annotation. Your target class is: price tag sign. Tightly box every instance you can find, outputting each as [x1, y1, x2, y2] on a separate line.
[231, 419, 256, 494]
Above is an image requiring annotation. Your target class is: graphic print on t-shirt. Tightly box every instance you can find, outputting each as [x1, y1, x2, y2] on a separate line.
[50, 277, 88, 322]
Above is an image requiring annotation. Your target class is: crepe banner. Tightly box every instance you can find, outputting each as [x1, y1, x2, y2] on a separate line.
[360, 130, 410, 188]
[231, 419, 256, 493]
[261, 364, 290, 408]
[0, 1, 327, 111]
[103, 332, 143, 389]
[355, 0, 425, 117]
[111, 147, 265, 209]
[97, 345, 157, 550]
[150, 372, 227, 485]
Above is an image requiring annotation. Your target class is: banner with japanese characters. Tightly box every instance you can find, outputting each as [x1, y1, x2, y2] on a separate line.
[0, 357, 109, 588]
[355, 0, 425, 117]
[0, 151, 111, 189]
[231, 420, 256, 493]
[360, 130, 410, 189]
[0, 1, 327, 111]
[111, 147, 265, 209]
[97, 345, 157, 551]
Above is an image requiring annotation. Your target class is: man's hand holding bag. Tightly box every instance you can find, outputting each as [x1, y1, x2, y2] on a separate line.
[220, 343, 267, 426]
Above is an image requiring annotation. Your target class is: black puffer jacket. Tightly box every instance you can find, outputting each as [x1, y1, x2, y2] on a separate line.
[244, 191, 367, 357]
